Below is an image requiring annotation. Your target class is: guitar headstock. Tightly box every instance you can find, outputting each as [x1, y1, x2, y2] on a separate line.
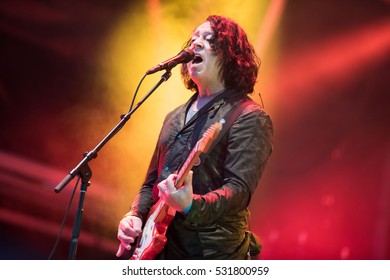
[196, 119, 224, 153]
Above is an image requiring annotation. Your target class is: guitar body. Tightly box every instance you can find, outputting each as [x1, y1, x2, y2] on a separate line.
[130, 121, 222, 260]
[131, 200, 176, 260]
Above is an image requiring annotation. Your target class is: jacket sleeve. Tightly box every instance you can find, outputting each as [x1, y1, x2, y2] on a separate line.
[127, 140, 159, 224]
[183, 104, 273, 227]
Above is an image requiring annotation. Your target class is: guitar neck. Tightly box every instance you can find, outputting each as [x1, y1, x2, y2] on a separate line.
[173, 122, 222, 189]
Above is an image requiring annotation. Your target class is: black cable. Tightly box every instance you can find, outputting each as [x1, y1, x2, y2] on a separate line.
[258, 92, 265, 108]
[128, 73, 147, 113]
[48, 176, 80, 260]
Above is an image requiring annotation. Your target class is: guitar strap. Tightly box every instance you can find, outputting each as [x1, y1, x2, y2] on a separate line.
[198, 98, 252, 163]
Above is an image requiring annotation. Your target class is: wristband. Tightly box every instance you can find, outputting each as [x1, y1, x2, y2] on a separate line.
[181, 202, 192, 215]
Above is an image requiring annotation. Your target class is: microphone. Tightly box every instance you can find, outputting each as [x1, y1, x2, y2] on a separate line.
[146, 49, 195, 75]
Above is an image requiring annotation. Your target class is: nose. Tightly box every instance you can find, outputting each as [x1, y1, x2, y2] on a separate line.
[191, 38, 204, 50]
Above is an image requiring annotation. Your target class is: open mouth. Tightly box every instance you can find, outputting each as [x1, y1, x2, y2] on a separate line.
[192, 55, 203, 64]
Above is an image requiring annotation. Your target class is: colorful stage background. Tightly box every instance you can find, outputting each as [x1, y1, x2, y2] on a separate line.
[0, 0, 389, 259]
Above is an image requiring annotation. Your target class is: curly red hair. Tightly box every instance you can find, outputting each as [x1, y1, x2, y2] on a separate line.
[181, 15, 260, 94]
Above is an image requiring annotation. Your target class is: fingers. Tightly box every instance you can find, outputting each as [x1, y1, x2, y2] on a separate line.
[158, 174, 178, 196]
[116, 229, 136, 257]
[116, 216, 143, 257]
[116, 243, 126, 257]
[184, 171, 193, 187]
[157, 183, 166, 199]
[120, 219, 141, 237]
[116, 235, 132, 258]
[165, 174, 177, 192]
[117, 228, 137, 244]
[131, 217, 143, 232]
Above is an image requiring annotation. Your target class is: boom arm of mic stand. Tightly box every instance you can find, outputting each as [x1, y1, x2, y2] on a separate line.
[54, 70, 172, 193]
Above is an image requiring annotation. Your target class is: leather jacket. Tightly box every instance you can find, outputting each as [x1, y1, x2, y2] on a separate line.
[129, 89, 273, 259]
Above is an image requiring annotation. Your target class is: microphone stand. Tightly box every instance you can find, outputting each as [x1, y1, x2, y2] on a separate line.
[54, 70, 172, 260]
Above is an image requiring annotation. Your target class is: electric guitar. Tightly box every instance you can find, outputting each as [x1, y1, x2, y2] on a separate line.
[131, 120, 223, 260]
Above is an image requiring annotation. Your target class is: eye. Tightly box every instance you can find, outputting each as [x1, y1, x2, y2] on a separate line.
[205, 34, 213, 41]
